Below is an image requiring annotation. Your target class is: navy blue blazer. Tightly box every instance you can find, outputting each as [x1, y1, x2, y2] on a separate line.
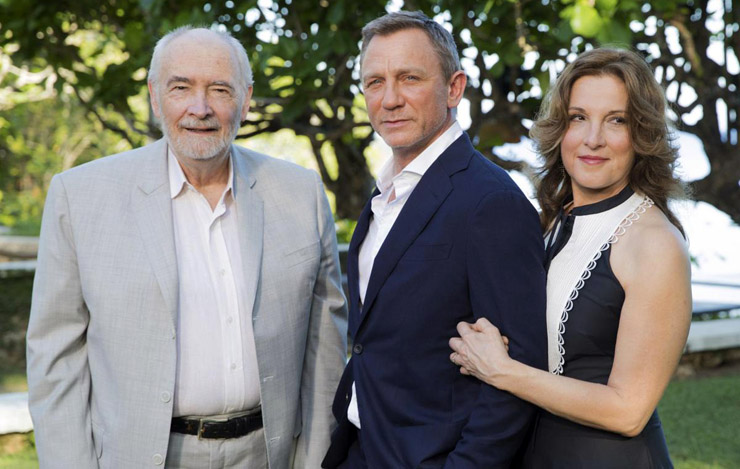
[323, 133, 547, 468]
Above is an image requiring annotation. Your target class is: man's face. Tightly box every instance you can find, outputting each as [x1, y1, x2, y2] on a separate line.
[361, 28, 464, 162]
[149, 31, 251, 162]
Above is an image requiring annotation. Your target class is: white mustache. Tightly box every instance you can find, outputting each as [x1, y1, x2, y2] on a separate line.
[178, 118, 221, 130]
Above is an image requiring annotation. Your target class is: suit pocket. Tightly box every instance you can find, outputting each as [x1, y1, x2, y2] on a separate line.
[284, 242, 320, 267]
[402, 243, 451, 261]
[395, 420, 466, 467]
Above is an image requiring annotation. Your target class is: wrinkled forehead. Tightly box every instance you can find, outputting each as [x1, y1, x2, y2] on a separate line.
[159, 37, 240, 91]
[161, 31, 237, 73]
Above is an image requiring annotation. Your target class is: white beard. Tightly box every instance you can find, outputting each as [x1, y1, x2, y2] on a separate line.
[158, 101, 242, 161]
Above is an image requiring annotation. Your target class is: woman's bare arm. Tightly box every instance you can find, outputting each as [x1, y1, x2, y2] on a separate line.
[450, 209, 691, 436]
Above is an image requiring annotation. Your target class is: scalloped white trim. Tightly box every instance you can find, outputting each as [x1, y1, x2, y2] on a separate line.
[551, 196, 654, 375]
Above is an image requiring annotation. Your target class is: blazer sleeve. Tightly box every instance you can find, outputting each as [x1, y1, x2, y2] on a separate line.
[445, 189, 547, 469]
[26, 175, 99, 468]
[292, 173, 349, 468]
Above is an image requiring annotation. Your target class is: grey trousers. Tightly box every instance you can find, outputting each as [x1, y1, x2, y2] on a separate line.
[165, 428, 268, 469]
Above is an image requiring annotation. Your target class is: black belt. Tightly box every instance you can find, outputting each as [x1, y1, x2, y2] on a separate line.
[171, 410, 263, 439]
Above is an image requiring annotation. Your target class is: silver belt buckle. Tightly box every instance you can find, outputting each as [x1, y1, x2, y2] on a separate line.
[197, 416, 229, 440]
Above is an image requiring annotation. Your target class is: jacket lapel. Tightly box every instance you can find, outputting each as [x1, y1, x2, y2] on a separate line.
[131, 139, 179, 325]
[348, 191, 376, 337]
[356, 133, 475, 333]
[232, 145, 264, 325]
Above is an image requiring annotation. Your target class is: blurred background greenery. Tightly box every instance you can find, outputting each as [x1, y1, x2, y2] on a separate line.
[1, 0, 740, 467]
[2, 0, 740, 231]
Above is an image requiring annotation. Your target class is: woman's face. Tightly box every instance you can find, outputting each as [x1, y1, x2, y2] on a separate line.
[560, 74, 635, 206]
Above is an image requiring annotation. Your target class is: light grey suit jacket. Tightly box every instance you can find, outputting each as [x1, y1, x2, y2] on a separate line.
[27, 139, 348, 468]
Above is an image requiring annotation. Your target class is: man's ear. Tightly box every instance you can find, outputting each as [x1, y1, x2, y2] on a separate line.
[447, 70, 467, 109]
[148, 81, 161, 119]
[241, 86, 254, 121]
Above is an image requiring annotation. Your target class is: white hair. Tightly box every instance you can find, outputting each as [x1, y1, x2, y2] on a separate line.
[147, 25, 253, 97]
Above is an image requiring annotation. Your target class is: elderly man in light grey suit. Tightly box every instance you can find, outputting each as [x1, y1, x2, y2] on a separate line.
[26, 26, 347, 469]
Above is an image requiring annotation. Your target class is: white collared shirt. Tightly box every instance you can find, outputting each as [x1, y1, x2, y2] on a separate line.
[168, 149, 260, 417]
[348, 121, 463, 428]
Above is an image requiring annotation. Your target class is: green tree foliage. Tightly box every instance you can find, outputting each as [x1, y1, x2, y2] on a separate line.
[0, 0, 738, 225]
[211, 0, 389, 218]
[436, 0, 740, 224]
[0, 43, 131, 232]
[631, 1, 740, 226]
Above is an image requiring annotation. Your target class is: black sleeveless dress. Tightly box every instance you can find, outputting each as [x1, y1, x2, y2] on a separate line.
[521, 188, 673, 468]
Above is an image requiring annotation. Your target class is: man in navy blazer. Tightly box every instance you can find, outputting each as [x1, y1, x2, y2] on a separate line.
[323, 11, 547, 468]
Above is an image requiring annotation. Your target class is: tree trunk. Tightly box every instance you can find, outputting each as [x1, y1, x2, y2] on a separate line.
[691, 143, 740, 225]
[325, 139, 374, 220]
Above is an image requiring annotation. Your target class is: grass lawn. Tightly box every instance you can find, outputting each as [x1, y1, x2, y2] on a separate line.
[660, 368, 740, 469]
[0, 368, 738, 468]
[0, 434, 36, 469]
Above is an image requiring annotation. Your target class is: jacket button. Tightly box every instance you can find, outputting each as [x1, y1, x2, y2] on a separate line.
[153, 453, 164, 465]
[353, 344, 363, 355]
[160, 392, 171, 403]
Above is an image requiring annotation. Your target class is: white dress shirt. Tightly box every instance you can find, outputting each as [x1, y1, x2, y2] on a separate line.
[168, 149, 260, 417]
[348, 121, 463, 428]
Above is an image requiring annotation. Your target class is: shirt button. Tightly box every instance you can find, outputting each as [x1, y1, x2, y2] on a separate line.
[153, 453, 164, 465]
[230, 363, 237, 370]
[220, 269, 226, 276]
[160, 392, 171, 403]
[227, 316, 233, 324]
[352, 344, 363, 355]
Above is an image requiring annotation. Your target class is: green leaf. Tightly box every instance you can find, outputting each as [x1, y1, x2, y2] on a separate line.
[553, 19, 575, 42]
[597, 18, 632, 45]
[560, 5, 576, 19]
[327, 2, 345, 26]
[123, 22, 144, 52]
[596, 0, 618, 13]
[570, 2, 603, 38]
[491, 59, 505, 78]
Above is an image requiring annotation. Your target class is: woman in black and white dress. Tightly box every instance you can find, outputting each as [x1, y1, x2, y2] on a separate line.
[449, 48, 691, 468]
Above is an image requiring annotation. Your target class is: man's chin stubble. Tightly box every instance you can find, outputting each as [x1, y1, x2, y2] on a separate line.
[165, 129, 229, 161]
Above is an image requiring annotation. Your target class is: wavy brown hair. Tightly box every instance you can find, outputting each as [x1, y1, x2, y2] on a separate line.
[530, 48, 687, 236]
